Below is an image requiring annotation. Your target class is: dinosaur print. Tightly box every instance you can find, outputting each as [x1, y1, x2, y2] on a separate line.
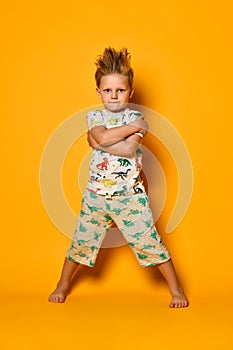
[94, 232, 101, 241]
[143, 219, 152, 228]
[108, 117, 120, 125]
[128, 242, 136, 247]
[110, 207, 122, 215]
[90, 245, 98, 252]
[127, 209, 140, 216]
[104, 213, 112, 221]
[67, 255, 76, 263]
[113, 185, 127, 195]
[122, 219, 134, 227]
[159, 253, 168, 260]
[79, 223, 87, 232]
[99, 179, 117, 187]
[137, 252, 148, 259]
[143, 244, 156, 250]
[86, 203, 99, 213]
[151, 230, 157, 239]
[96, 157, 109, 171]
[89, 191, 98, 199]
[111, 169, 131, 180]
[129, 231, 144, 240]
[137, 197, 148, 206]
[87, 218, 100, 226]
[76, 251, 87, 258]
[90, 120, 103, 127]
[80, 209, 88, 217]
[117, 158, 132, 167]
[119, 197, 131, 205]
[76, 239, 90, 246]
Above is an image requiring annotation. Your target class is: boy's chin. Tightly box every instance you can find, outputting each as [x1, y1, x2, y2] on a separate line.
[104, 102, 128, 113]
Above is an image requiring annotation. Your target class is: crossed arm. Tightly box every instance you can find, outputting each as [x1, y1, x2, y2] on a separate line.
[87, 116, 148, 158]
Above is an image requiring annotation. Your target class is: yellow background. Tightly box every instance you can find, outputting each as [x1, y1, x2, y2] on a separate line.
[1, 0, 233, 349]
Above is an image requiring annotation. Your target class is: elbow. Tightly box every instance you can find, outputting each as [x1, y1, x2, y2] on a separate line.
[123, 144, 136, 158]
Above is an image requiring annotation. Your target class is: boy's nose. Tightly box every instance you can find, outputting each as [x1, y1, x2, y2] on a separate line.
[111, 90, 118, 99]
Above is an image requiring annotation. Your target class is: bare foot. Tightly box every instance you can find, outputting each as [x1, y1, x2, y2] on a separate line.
[169, 289, 189, 308]
[48, 284, 69, 303]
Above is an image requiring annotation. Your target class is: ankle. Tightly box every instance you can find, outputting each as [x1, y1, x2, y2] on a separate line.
[57, 280, 70, 290]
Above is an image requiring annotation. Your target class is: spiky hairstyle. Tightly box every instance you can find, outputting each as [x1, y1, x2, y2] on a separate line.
[95, 47, 134, 88]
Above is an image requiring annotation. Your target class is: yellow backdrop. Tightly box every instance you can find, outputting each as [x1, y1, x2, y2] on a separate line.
[1, 1, 233, 349]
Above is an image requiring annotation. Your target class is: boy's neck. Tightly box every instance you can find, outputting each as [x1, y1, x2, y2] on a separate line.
[103, 107, 128, 115]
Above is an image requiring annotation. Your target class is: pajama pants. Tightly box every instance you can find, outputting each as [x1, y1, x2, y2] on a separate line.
[66, 189, 170, 267]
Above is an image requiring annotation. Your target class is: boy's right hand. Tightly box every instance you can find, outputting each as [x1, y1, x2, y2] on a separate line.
[129, 116, 148, 135]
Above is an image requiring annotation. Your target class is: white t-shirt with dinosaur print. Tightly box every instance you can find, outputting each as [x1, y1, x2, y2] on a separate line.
[86, 108, 145, 196]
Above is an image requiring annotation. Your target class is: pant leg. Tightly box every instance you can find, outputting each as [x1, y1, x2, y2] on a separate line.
[66, 190, 114, 267]
[109, 193, 170, 267]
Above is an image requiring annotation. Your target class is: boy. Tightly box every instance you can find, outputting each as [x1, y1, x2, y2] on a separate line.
[49, 48, 189, 308]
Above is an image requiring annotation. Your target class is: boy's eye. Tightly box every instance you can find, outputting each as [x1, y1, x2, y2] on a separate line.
[102, 89, 126, 93]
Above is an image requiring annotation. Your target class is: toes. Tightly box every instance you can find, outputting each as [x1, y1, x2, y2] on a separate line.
[169, 298, 189, 308]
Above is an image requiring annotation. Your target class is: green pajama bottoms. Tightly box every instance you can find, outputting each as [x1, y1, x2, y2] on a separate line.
[66, 189, 170, 267]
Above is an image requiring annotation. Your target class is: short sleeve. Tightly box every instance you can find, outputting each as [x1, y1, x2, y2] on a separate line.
[86, 110, 104, 130]
[127, 110, 144, 123]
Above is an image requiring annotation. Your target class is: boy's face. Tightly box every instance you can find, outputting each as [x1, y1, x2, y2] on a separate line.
[96, 73, 134, 113]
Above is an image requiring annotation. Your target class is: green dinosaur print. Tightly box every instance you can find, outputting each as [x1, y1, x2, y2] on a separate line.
[104, 213, 112, 221]
[137, 252, 148, 259]
[143, 220, 152, 228]
[67, 255, 76, 262]
[159, 253, 168, 260]
[76, 251, 87, 258]
[89, 260, 94, 267]
[117, 158, 132, 167]
[70, 242, 75, 250]
[150, 230, 158, 240]
[111, 207, 122, 215]
[87, 204, 99, 213]
[87, 218, 100, 226]
[76, 239, 89, 246]
[90, 245, 98, 252]
[128, 242, 135, 247]
[119, 197, 131, 205]
[113, 185, 127, 196]
[89, 192, 98, 199]
[94, 232, 101, 241]
[132, 112, 142, 117]
[143, 244, 155, 250]
[79, 223, 87, 233]
[106, 205, 121, 216]
[122, 219, 134, 227]
[129, 231, 144, 240]
[80, 209, 88, 217]
[128, 209, 140, 216]
[137, 197, 148, 206]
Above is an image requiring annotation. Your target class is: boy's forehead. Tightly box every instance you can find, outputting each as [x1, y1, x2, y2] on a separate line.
[99, 74, 129, 87]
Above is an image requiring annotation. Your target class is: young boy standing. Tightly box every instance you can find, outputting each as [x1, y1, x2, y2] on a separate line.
[48, 48, 189, 308]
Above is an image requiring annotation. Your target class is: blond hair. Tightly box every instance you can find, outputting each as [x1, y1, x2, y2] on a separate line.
[95, 47, 134, 88]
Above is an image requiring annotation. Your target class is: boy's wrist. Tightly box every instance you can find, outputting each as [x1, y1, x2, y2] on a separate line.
[134, 132, 144, 138]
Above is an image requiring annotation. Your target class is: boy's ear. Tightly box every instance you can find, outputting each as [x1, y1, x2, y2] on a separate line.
[96, 87, 101, 99]
[129, 88, 134, 99]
